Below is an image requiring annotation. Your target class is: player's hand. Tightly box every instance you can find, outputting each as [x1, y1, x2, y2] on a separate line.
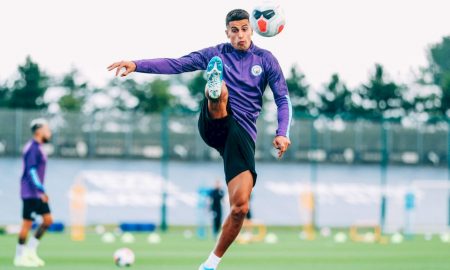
[273, 136, 291, 159]
[107, 61, 136, 77]
[40, 193, 49, 203]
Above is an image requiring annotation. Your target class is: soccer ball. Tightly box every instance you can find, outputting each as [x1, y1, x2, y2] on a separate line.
[121, 233, 136, 244]
[250, 2, 286, 37]
[147, 233, 162, 244]
[334, 232, 347, 243]
[391, 233, 404, 244]
[114, 248, 135, 267]
[264, 233, 279, 244]
[101, 232, 116, 243]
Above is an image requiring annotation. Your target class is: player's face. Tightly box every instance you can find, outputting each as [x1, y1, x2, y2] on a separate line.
[226, 19, 253, 51]
[37, 124, 52, 143]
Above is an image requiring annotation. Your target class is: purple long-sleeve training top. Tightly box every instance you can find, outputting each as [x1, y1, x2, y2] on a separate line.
[21, 140, 47, 199]
[134, 42, 292, 141]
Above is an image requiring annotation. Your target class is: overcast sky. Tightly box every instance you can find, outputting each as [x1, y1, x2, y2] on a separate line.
[1, 0, 449, 90]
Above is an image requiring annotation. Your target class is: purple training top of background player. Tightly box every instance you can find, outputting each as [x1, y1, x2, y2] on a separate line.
[133, 42, 292, 141]
[21, 140, 47, 199]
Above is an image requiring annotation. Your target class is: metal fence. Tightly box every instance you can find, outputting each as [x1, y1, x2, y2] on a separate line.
[0, 109, 449, 166]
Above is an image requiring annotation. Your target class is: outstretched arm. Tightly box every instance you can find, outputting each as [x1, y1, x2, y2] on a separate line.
[266, 53, 292, 158]
[107, 47, 216, 77]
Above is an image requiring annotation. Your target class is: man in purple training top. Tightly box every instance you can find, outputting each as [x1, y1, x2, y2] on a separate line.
[14, 119, 53, 267]
[108, 9, 292, 270]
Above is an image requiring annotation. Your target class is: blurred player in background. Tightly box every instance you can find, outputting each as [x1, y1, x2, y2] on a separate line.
[14, 119, 53, 267]
[209, 180, 225, 239]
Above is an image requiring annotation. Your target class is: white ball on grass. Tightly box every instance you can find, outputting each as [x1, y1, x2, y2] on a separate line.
[363, 232, 376, 243]
[334, 232, 347, 243]
[391, 233, 404, 244]
[121, 232, 135, 244]
[440, 233, 450, 243]
[265, 233, 279, 244]
[147, 233, 161, 244]
[240, 232, 253, 244]
[102, 232, 116, 243]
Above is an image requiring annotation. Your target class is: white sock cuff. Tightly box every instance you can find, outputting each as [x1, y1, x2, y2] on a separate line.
[27, 237, 40, 250]
[16, 244, 25, 257]
[210, 252, 221, 260]
[204, 252, 221, 268]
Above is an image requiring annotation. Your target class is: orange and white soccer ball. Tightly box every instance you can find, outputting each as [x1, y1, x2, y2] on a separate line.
[250, 2, 286, 37]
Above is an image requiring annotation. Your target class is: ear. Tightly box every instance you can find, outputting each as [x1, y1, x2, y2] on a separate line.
[225, 28, 230, 38]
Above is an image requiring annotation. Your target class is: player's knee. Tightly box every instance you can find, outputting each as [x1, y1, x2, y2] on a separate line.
[231, 202, 249, 221]
[23, 220, 33, 230]
[43, 217, 53, 227]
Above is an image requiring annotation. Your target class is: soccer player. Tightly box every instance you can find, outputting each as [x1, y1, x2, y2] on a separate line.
[209, 181, 225, 238]
[14, 119, 53, 267]
[108, 9, 292, 270]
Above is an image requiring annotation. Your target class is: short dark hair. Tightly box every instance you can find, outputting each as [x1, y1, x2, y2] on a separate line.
[225, 9, 249, 26]
[30, 118, 47, 134]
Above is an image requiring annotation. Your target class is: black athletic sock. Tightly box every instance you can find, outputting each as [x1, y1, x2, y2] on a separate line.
[18, 238, 26, 245]
[34, 224, 49, 240]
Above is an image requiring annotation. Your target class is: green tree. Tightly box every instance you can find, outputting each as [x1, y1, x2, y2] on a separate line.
[9, 56, 49, 109]
[285, 65, 310, 114]
[109, 78, 140, 112]
[187, 72, 206, 105]
[318, 73, 352, 116]
[0, 83, 9, 107]
[427, 36, 450, 86]
[143, 78, 173, 113]
[422, 36, 450, 117]
[409, 94, 441, 118]
[440, 73, 450, 116]
[359, 64, 405, 119]
[115, 77, 174, 113]
[58, 69, 88, 112]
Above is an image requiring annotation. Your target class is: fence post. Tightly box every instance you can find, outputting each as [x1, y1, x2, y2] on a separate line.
[310, 118, 318, 229]
[15, 109, 23, 156]
[354, 119, 362, 162]
[88, 113, 96, 158]
[160, 108, 170, 232]
[447, 118, 450, 227]
[380, 118, 389, 232]
[125, 112, 133, 158]
[416, 123, 423, 164]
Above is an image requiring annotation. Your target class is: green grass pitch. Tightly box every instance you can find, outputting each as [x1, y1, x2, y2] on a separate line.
[1, 227, 449, 270]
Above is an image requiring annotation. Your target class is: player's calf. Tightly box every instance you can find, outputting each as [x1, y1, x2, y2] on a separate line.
[42, 214, 53, 229]
[34, 214, 52, 240]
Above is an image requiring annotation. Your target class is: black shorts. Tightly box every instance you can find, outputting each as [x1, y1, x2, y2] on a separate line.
[22, 199, 51, 221]
[198, 99, 257, 186]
